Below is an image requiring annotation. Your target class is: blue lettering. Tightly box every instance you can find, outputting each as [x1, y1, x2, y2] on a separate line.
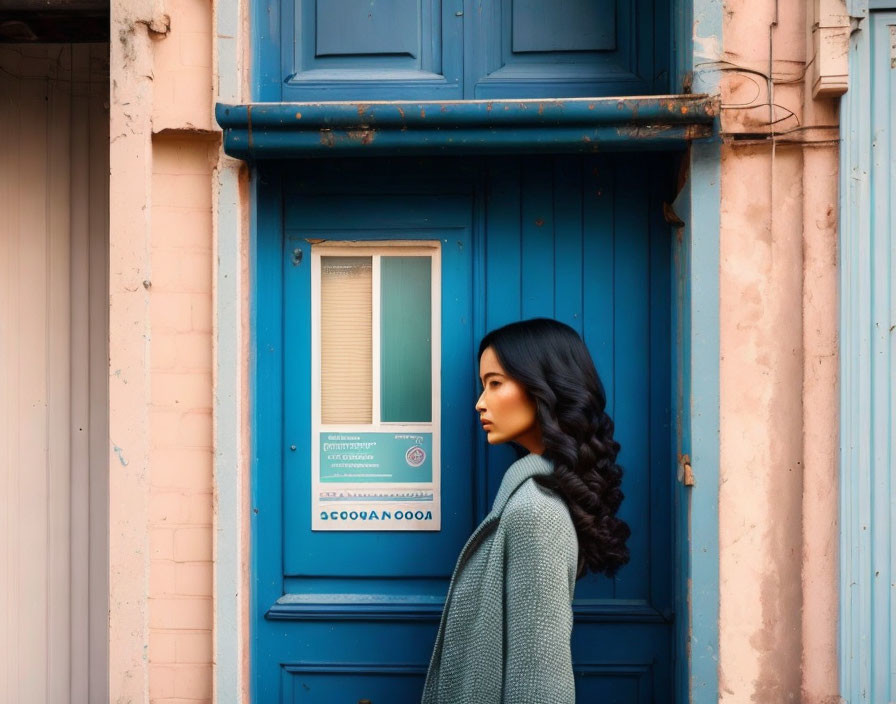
[360, 511, 367, 520]
[340, 511, 348, 520]
[369, 510, 379, 520]
[425, 511, 432, 520]
[330, 511, 338, 520]
[415, 511, 424, 520]
[382, 511, 391, 520]
[349, 511, 358, 520]
[320, 511, 328, 520]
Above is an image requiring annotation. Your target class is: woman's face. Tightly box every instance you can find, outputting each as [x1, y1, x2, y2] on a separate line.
[475, 346, 544, 454]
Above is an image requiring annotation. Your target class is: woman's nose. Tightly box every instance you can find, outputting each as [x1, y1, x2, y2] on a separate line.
[475, 391, 486, 412]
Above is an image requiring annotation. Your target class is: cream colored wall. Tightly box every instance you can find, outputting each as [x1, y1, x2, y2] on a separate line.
[717, 0, 841, 701]
[0, 44, 109, 704]
[110, 0, 218, 702]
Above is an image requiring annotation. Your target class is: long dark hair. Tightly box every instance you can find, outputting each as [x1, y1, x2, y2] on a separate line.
[479, 318, 630, 578]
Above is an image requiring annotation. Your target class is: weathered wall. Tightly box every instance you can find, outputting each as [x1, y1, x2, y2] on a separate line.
[148, 136, 217, 703]
[110, 0, 217, 701]
[717, 0, 840, 701]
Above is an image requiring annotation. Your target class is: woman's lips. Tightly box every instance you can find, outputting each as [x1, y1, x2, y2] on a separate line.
[480, 420, 493, 429]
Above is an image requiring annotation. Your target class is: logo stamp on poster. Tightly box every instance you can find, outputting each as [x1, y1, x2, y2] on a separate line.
[405, 445, 427, 467]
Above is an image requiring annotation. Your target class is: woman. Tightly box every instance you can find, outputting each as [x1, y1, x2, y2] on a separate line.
[421, 318, 631, 704]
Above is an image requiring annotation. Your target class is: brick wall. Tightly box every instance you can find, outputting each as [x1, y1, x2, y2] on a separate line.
[148, 137, 216, 704]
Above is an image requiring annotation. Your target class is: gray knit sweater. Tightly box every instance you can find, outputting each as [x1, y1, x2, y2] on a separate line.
[422, 453, 578, 703]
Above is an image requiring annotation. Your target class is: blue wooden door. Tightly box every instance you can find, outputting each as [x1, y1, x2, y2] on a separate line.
[254, 155, 675, 702]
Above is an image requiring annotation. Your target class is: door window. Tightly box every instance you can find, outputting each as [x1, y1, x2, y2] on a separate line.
[311, 243, 441, 530]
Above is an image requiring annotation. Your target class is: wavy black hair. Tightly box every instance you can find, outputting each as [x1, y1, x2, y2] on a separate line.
[479, 318, 630, 578]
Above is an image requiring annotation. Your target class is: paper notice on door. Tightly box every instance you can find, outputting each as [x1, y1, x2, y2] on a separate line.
[312, 431, 440, 531]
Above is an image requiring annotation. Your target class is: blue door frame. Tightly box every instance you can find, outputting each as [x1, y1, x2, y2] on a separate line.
[233, 0, 724, 701]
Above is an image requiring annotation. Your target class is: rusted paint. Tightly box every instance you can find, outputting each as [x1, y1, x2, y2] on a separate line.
[346, 129, 375, 145]
[218, 96, 719, 158]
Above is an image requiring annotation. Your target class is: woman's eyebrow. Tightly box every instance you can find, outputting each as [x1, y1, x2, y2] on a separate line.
[480, 371, 503, 383]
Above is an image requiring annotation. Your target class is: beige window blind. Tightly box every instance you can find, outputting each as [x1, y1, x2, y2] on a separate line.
[319, 256, 373, 423]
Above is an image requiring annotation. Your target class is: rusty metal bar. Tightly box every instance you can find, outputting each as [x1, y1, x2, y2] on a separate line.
[216, 95, 718, 160]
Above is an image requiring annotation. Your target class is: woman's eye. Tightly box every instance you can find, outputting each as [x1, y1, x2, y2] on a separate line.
[489, 380, 501, 388]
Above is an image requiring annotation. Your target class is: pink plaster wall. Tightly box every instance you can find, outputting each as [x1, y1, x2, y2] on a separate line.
[717, 0, 840, 700]
[110, 0, 217, 701]
[148, 137, 217, 704]
[151, 0, 214, 133]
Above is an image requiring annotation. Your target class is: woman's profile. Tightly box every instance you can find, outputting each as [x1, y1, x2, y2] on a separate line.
[421, 317, 631, 704]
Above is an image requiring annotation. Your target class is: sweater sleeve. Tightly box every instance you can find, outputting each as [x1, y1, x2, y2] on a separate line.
[501, 487, 577, 704]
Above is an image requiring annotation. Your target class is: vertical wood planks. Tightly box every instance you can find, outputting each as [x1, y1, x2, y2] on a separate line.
[520, 158, 555, 319]
[484, 160, 523, 501]
[583, 156, 615, 412]
[611, 160, 651, 600]
[581, 156, 618, 601]
[552, 158, 584, 335]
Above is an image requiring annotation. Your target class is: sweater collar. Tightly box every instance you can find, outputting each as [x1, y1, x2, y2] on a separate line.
[490, 452, 554, 516]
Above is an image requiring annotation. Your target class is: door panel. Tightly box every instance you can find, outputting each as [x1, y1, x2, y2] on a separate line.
[282, 195, 475, 579]
[254, 155, 675, 701]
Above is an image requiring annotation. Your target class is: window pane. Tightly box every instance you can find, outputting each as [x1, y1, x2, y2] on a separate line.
[320, 256, 372, 424]
[380, 256, 432, 422]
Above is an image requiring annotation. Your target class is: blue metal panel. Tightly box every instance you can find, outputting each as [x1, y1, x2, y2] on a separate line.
[216, 96, 718, 160]
[840, 11, 896, 704]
